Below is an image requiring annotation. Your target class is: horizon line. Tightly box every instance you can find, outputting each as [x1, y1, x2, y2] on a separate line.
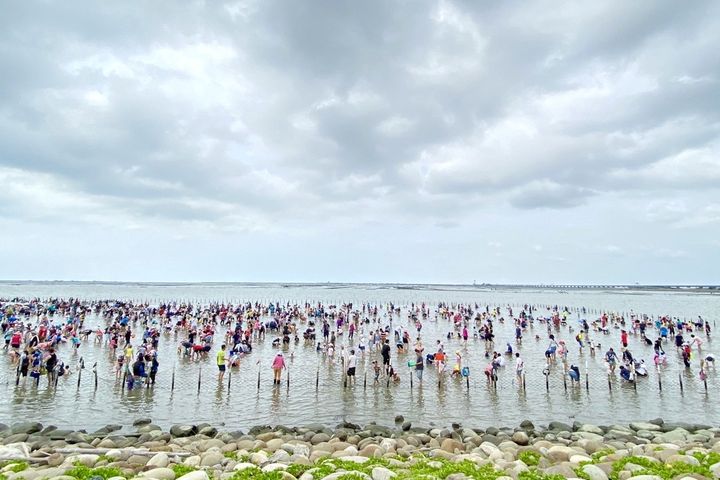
[0, 279, 717, 289]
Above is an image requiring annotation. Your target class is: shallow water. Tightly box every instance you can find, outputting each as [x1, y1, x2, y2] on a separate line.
[1, 282, 718, 431]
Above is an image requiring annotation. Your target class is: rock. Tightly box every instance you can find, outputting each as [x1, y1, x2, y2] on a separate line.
[134, 418, 152, 426]
[440, 438, 465, 453]
[139, 468, 176, 480]
[547, 445, 576, 462]
[580, 425, 604, 435]
[170, 425, 197, 438]
[198, 427, 218, 438]
[250, 452, 268, 465]
[269, 450, 291, 464]
[66, 432, 91, 444]
[570, 454, 592, 464]
[359, 445, 383, 458]
[127, 455, 149, 466]
[310, 433, 330, 445]
[200, 452, 225, 467]
[176, 472, 209, 480]
[520, 420, 535, 430]
[666, 455, 700, 466]
[548, 422, 573, 432]
[402, 422, 411, 432]
[626, 476, 662, 480]
[11, 422, 43, 435]
[630, 423, 662, 432]
[147, 453, 169, 468]
[46, 454, 65, 467]
[394, 416, 404, 424]
[67, 454, 99, 467]
[105, 450, 128, 461]
[512, 432, 529, 446]
[582, 465, 609, 480]
[2, 434, 29, 444]
[261, 463, 288, 472]
[545, 464, 577, 478]
[372, 466, 397, 480]
[97, 439, 116, 449]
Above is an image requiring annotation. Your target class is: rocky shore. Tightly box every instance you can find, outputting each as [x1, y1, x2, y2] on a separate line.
[1, 419, 720, 480]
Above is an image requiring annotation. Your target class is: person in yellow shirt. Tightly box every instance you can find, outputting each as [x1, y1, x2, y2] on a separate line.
[217, 344, 227, 381]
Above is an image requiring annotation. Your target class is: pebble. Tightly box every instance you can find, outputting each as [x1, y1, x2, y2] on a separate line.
[2, 420, 718, 480]
[139, 468, 176, 480]
[145, 453, 169, 468]
[176, 472, 209, 480]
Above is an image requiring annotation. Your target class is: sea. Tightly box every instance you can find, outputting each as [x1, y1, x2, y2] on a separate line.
[0, 281, 717, 431]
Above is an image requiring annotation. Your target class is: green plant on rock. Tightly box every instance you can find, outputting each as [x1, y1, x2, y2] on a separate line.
[228, 468, 283, 480]
[9, 463, 28, 473]
[65, 463, 125, 480]
[589, 448, 614, 462]
[396, 458, 504, 480]
[171, 464, 197, 478]
[335, 474, 367, 480]
[285, 463, 314, 478]
[518, 451, 541, 467]
[518, 469, 566, 480]
[608, 454, 717, 480]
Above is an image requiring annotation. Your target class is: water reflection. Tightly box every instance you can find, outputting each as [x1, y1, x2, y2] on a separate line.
[1, 285, 718, 430]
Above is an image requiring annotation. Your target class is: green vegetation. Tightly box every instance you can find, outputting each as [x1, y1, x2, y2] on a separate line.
[171, 464, 197, 478]
[518, 450, 541, 466]
[226, 456, 508, 480]
[228, 468, 283, 480]
[518, 470, 566, 480]
[590, 448, 614, 461]
[571, 451, 720, 480]
[0, 462, 28, 473]
[65, 463, 124, 480]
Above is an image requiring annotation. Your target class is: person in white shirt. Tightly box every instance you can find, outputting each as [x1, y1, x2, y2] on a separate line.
[346, 349, 357, 385]
[515, 353, 524, 380]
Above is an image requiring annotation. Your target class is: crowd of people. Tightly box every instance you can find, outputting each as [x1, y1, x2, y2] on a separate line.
[0, 298, 715, 393]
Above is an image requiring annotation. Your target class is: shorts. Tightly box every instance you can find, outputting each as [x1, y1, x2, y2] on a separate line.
[218, 364, 226, 372]
[347, 367, 356, 377]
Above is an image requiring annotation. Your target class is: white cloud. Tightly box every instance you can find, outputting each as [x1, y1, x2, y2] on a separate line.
[0, 0, 718, 282]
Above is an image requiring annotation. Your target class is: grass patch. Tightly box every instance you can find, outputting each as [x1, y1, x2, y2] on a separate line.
[518, 470, 566, 480]
[4, 463, 29, 473]
[229, 468, 283, 480]
[65, 463, 124, 480]
[590, 448, 614, 462]
[518, 451, 541, 467]
[171, 465, 197, 478]
[285, 463, 315, 478]
[607, 453, 720, 480]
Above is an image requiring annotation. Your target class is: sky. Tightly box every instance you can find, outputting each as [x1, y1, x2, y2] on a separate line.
[1, 1, 719, 285]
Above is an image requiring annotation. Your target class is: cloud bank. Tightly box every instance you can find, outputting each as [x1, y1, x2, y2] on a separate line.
[1, 0, 718, 284]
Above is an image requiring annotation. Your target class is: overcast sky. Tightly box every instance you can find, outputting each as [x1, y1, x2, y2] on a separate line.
[1, 1, 719, 285]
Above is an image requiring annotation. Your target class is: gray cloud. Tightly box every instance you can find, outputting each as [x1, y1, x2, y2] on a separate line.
[0, 0, 718, 282]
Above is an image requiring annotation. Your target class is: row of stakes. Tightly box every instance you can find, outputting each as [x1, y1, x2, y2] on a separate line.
[14, 357, 710, 396]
